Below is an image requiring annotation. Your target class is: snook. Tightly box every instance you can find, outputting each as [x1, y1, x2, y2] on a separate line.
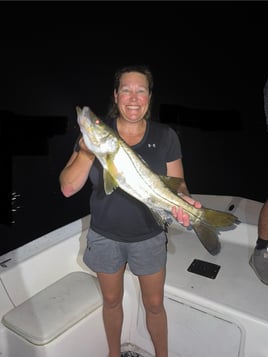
[77, 106, 238, 255]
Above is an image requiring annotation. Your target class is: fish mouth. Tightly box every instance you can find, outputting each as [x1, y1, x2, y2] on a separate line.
[77, 113, 88, 127]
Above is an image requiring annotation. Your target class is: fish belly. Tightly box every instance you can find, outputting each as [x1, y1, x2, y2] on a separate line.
[111, 146, 180, 213]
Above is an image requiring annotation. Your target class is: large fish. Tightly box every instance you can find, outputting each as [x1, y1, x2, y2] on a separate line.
[76, 106, 239, 255]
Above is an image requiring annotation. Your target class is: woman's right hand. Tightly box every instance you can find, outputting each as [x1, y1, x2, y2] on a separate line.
[78, 137, 95, 158]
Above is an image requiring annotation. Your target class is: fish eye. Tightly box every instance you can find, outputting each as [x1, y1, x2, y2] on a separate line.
[95, 119, 100, 124]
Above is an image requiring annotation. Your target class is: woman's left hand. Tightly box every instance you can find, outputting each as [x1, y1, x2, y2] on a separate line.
[172, 194, 202, 227]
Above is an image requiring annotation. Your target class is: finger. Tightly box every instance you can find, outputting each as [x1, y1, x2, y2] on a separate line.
[177, 207, 183, 222]
[184, 196, 196, 205]
[176, 207, 184, 224]
[194, 201, 202, 208]
[182, 212, 190, 226]
[178, 193, 202, 208]
[171, 206, 177, 218]
[178, 193, 194, 205]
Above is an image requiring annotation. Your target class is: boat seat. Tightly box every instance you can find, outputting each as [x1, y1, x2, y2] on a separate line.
[2, 271, 102, 345]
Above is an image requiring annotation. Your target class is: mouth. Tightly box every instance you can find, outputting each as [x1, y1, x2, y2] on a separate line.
[126, 105, 139, 110]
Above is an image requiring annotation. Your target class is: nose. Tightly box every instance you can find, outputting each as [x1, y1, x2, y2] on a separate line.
[129, 91, 138, 101]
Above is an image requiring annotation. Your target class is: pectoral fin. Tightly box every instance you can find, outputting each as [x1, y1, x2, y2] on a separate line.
[102, 153, 120, 195]
[103, 169, 119, 195]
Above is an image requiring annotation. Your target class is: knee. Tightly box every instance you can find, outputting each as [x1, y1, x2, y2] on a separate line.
[143, 296, 164, 315]
[102, 292, 123, 310]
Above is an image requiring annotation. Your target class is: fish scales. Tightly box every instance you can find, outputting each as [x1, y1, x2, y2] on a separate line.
[116, 142, 202, 218]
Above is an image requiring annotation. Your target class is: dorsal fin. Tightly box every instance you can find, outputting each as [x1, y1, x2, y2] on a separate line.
[159, 176, 185, 194]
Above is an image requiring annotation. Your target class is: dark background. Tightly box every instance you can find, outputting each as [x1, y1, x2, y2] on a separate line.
[1, 1, 268, 256]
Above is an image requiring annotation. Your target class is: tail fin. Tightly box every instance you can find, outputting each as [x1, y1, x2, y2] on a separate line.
[192, 223, 221, 255]
[201, 207, 239, 228]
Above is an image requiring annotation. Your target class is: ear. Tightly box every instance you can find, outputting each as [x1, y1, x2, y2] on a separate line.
[114, 89, 118, 104]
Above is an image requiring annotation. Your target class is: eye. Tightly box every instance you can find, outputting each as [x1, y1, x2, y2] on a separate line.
[95, 119, 100, 124]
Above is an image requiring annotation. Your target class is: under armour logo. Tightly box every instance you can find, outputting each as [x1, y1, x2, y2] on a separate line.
[148, 143, 156, 148]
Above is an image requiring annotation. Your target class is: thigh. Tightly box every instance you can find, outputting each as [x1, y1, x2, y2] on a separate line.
[138, 268, 166, 308]
[97, 264, 126, 304]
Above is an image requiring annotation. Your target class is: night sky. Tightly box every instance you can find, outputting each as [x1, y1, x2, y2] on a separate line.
[1, 1, 268, 255]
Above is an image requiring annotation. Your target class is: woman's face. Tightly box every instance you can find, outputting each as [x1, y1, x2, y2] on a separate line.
[114, 71, 151, 123]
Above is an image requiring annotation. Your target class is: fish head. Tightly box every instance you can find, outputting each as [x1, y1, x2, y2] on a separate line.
[76, 106, 118, 155]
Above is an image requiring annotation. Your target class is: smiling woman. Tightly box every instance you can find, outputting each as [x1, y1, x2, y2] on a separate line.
[59, 64, 200, 357]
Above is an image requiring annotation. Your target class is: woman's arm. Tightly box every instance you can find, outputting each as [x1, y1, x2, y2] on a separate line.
[167, 158, 201, 226]
[166, 158, 189, 195]
[59, 138, 95, 197]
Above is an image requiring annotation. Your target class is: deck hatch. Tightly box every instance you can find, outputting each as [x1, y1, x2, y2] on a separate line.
[187, 259, 221, 279]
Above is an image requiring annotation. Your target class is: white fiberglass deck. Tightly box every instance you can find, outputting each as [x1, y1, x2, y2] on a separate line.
[0, 194, 266, 357]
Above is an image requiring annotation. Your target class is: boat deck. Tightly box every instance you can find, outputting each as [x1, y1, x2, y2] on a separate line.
[166, 221, 266, 323]
[0, 194, 266, 357]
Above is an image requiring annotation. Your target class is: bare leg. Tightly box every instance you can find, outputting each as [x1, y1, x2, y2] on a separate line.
[139, 268, 168, 357]
[97, 264, 126, 357]
[250, 200, 268, 285]
[258, 200, 268, 241]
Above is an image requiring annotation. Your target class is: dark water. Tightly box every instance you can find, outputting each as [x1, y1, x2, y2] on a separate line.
[0, 112, 91, 256]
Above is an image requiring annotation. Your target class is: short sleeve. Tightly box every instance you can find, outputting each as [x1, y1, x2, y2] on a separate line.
[165, 126, 182, 162]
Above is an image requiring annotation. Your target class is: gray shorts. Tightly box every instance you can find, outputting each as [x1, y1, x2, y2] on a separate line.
[83, 229, 167, 276]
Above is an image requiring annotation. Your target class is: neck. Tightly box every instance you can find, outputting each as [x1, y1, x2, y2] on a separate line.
[116, 118, 147, 145]
[117, 118, 146, 135]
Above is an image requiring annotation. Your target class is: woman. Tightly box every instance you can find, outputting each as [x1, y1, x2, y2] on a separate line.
[59, 65, 200, 357]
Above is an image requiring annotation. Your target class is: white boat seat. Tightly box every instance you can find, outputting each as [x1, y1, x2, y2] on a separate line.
[2, 271, 102, 345]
